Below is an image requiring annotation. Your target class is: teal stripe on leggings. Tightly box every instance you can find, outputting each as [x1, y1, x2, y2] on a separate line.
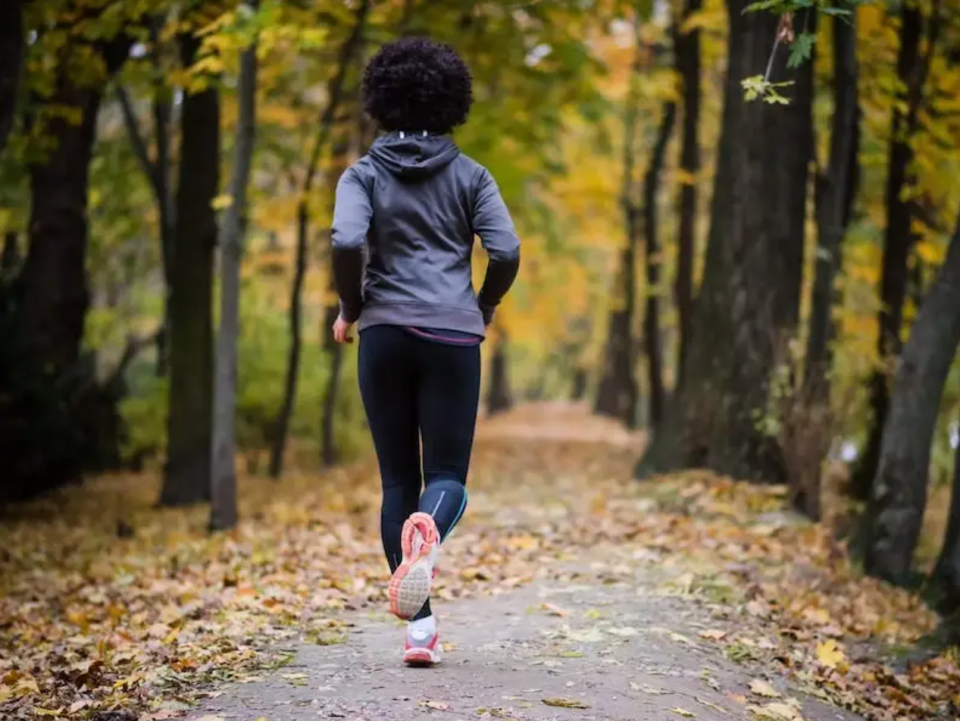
[442, 489, 468, 542]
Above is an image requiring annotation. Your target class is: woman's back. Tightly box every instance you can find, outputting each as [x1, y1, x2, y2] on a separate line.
[332, 132, 519, 337]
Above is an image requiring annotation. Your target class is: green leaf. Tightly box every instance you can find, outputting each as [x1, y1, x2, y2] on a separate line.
[786, 33, 816, 69]
[821, 6, 852, 15]
[743, 0, 784, 13]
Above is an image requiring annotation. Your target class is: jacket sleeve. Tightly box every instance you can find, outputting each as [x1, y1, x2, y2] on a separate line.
[331, 165, 371, 323]
[472, 167, 521, 325]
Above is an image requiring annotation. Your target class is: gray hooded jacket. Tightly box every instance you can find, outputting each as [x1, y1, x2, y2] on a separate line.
[331, 132, 520, 337]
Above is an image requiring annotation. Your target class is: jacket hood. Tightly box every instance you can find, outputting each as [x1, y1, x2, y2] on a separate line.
[368, 133, 460, 180]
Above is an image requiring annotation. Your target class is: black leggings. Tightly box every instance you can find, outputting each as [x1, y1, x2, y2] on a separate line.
[358, 325, 481, 619]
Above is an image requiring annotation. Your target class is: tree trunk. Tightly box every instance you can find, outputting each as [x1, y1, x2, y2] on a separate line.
[864, 205, 960, 585]
[319, 127, 354, 470]
[571, 367, 588, 401]
[160, 34, 220, 507]
[1, 232, 19, 277]
[674, 0, 701, 390]
[319, 346, 342, 466]
[116, 16, 175, 377]
[487, 332, 514, 416]
[642, 99, 676, 432]
[638, 2, 813, 481]
[594, 246, 639, 426]
[851, 4, 935, 500]
[21, 81, 117, 371]
[0, 0, 25, 155]
[935, 422, 960, 611]
[596, 21, 642, 427]
[211, 4, 258, 531]
[805, 13, 858, 390]
[269, 0, 370, 478]
[789, 13, 859, 519]
[269, 200, 307, 479]
[152, 17, 175, 378]
[320, 301, 343, 468]
[117, 71, 174, 377]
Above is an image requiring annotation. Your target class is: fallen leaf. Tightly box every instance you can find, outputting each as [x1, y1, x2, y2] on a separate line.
[747, 701, 805, 721]
[540, 603, 569, 617]
[542, 698, 590, 709]
[461, 567, 488, 581]
[671, 708, 696, 717]
[748, 679, 781, 698]
[698, 629, 728, 641]
[814, 639, 846, 670]
[696, 697, 725, 713]
[419, 700, 451, 711]
[630, 682, 666, 695]
[606, 626, 640, 637]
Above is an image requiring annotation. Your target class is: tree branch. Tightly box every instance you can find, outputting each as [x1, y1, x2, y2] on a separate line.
[116, 84, 160, 196]
[105, 330, 162, 389]
[302, 0, 371, 194]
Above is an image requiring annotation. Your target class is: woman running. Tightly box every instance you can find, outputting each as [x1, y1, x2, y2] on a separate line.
[330, 37, 521, 667]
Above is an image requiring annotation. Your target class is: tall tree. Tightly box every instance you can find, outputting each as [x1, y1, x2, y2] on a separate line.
[595, 14, 643, 427]
[320, 126, 353, 468]
[116, 16, 175, 377]
[1, 233, 18, 276]
[793, 11, 859, 519]
[864, 203, 960, 586]
[211, 0, 259, 531]
[0, 0, 27, 156]
[4, 11, 134, 501]
[851, 2, 939, 499]
[269, 0, 370, 478]
[805, 12, 859, 391]
[20, 29, 132, 373]
[160, 32, 221, 507]
[487, 329, 514, 416]
[673, 0, 701, 388]
[641, 97, 676, 433]
[935, 416, 960, 611]
[638, 4, 814, 481]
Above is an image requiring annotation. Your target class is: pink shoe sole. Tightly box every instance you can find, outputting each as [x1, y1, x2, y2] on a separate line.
[389, 513, 439, 620]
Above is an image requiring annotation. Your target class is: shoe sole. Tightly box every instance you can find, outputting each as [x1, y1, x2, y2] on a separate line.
[404, 646, 441, 667]
[389, 513, 439, 620]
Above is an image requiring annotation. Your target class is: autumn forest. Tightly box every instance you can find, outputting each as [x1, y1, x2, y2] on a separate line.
[2, 0, 960, 719]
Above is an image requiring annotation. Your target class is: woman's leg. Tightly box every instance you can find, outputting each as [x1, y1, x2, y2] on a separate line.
[357, 326, 422, 575]
[417, 339, 481, 541]
[396, 337, 479, 662]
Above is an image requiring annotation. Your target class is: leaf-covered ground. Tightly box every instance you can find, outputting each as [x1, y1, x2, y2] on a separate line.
[1, 404, 957, 720]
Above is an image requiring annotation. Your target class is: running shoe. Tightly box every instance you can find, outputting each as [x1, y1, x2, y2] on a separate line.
[389, 512, 439, 620]
[404, 625, 441, 667]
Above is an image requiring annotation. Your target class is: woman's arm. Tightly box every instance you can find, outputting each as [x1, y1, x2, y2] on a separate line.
[473, 167, 521, 325]
[331, 165, 372, 323]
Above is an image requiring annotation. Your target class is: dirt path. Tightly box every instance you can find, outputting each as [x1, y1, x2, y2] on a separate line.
[186, 405, 861, 721]
[187, 558, 860, 721]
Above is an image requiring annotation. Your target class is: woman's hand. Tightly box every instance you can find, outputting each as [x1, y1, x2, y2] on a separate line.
[332, 314, 354, 344]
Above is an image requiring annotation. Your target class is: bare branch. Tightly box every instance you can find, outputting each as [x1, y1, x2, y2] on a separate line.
[115, 85, 160, 196]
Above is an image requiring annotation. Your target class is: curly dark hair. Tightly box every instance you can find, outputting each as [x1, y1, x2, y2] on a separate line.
[362, 37, 473, 135]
